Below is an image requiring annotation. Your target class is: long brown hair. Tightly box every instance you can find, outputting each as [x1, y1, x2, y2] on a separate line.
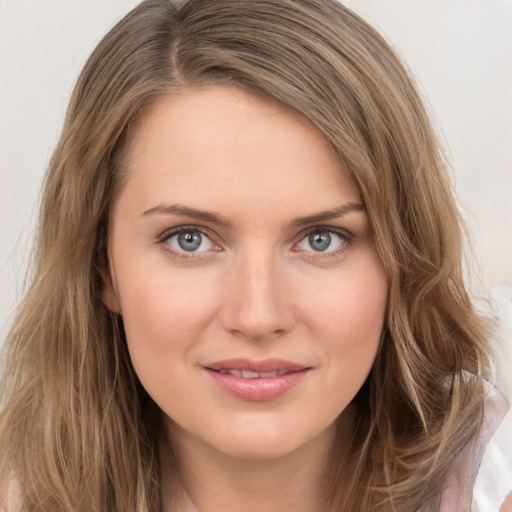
[0, 1, 490, 510]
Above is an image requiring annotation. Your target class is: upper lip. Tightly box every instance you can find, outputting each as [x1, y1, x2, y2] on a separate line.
[204, 358, 309, 373]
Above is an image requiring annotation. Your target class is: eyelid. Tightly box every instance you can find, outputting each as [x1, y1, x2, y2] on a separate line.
[156, 225, 222, 257]
[292, 225, 354, 256]
[295, 225, 353, 243]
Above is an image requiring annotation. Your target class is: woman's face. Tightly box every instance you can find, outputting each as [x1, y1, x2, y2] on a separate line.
[105, 86, 388, 461]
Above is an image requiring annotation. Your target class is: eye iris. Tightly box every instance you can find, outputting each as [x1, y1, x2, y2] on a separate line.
[309, 231, 331, 251]
[177, 231, 202, 251]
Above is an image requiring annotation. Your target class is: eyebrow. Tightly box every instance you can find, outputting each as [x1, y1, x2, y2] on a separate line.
[142, 202, 365, 228]
[289, 202, 365, 227]
[142, 204, 232, 227]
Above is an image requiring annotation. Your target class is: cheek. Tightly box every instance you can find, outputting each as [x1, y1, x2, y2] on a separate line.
[116, 267, 225, 409]
[305, 262, 387, 341]
[117, 266, 221, 358]
[299, 258, 387, 384]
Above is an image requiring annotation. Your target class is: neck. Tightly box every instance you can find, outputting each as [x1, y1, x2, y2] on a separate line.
[160, 408, 355, 512]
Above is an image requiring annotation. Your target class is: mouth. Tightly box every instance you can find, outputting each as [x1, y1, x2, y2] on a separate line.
[203, 359, 311, 401]
[208, 368, 292, 378]
[204, 358, 308, 373]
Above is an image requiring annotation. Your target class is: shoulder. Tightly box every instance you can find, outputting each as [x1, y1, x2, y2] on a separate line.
[500, 493, 512, 512]
[438, 385, 509, 512]
[472, 283, 512, 512]
[472, 390, 512, 512]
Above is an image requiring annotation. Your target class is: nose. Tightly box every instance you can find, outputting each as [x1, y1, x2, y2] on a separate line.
[220, 248, 295, 342]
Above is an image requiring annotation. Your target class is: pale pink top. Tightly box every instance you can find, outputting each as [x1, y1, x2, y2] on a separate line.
[437, 386, 509, 512]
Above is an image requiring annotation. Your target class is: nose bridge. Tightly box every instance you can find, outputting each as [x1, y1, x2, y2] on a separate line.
[222, 244, 293, 340]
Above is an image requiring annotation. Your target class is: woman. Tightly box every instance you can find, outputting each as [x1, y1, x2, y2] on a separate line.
[0, 0, 509, 510]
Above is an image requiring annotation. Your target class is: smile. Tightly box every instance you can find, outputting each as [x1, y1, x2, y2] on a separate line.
[213, 369, 290, 378]
[203, 359, 311, 401]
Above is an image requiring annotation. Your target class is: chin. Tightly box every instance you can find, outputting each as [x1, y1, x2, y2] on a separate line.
[217, 434, 305, 461]
[204, 415, 337, 463]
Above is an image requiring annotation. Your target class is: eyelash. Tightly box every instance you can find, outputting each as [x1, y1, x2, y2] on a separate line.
[156, 226, 221, 261]
[293, 226, 353, 260]
[156, 225, 354, 261]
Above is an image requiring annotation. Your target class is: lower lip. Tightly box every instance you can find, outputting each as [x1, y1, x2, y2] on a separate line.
[205, 369, 310, 401]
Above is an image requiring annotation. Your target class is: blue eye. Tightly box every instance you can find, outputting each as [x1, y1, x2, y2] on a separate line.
[298, 229, 345, 253]
[166, 229, 216, 253]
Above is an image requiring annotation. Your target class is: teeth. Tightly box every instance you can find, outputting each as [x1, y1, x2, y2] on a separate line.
[217, 369, 288, 378]
[259, 371, 279, 378]
[241, 370, 259, 379]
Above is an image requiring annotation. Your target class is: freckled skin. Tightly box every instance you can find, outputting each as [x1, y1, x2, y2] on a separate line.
[104, 86, 388, 511]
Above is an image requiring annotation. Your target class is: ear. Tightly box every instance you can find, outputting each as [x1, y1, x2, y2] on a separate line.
[101, 269, 122, 314]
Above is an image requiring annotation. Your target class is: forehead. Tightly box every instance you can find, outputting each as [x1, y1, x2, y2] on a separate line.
[117, 86, 360, 220]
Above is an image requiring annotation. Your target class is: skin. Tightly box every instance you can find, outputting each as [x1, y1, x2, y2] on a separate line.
[104, 86, 389, 512]
[501, 492, 512, 512]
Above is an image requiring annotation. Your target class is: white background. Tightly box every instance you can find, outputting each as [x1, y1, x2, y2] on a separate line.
[0, 1, 511, 508]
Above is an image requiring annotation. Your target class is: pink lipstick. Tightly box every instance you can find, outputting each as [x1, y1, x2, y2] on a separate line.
[203, 358, 310, 401]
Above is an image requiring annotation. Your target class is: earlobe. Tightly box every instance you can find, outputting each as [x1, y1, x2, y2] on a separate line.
[102, 270, 122, 314]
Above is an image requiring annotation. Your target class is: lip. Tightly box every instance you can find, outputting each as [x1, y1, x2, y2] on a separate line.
[203, 358, 311, 401]
[205, 358, 307, 373]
